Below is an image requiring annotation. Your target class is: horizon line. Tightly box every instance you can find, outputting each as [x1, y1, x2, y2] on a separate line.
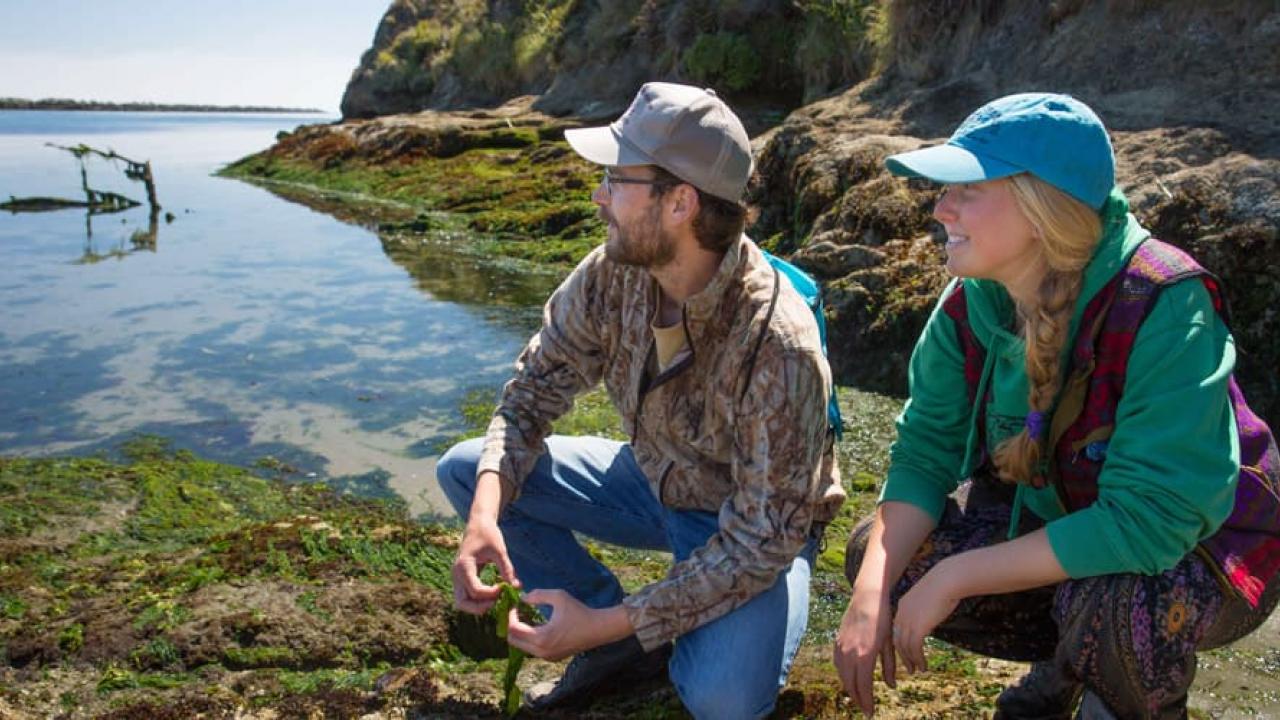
[1, 97, 333, 114]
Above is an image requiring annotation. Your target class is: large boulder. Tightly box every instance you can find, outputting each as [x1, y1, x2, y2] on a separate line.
[748, 0, 1280, 426]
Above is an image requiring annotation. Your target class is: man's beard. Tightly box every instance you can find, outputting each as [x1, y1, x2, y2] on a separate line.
[602, 204, 676, 268]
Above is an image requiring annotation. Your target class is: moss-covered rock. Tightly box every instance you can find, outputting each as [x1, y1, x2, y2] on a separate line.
[0, 441, 474, 718]
[749, 0, 1280, 426]
[219, 99, 605, 268]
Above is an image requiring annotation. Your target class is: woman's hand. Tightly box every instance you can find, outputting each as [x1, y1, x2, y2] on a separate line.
[892, 531, 1069, 672]
[834, 587, 897, 717]
[891, 560, 962, 674]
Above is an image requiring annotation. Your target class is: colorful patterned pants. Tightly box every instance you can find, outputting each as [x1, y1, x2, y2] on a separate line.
[844, 479, 1280, 719]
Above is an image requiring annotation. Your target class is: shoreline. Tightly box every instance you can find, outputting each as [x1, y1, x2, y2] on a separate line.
[217, 106, 608, 269]
[4, 384, 1273, 718]
[1, 98, 326, 114]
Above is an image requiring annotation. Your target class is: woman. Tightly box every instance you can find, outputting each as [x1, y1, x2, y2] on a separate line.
[834, 92, 1280, 719]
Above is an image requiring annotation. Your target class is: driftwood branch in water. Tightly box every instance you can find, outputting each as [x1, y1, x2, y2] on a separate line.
[0, 196, 95, 212]
[0, 143, 160, 215]
[47, 142, 161, 212]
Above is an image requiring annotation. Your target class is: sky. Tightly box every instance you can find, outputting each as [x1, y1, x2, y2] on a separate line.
[0, 0, 393, 112]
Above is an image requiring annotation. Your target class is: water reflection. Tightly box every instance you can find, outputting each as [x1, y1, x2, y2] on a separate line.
[250, 180, 565, 317]
[379, 234, 558, 321]
[0, 111, 573, 517]
[0, 331, 124, 447]
[76, 209, 167, 264]
[1, 140, 172, 264]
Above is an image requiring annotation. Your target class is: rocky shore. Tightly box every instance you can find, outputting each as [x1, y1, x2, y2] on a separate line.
[4, 389, 1276, 718]
[226, 0, 1280, 426]
[8, 1, 1276, 717]
[5, 391, 1039, 719]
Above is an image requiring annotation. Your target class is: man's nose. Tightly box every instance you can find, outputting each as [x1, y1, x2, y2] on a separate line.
[591, 181, 608, 205]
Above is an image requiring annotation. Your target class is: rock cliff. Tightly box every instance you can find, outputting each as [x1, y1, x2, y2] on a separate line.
[328, 0, 1280, 424]
[748, 0, 1279, 423]
[340, 0, 882, 119]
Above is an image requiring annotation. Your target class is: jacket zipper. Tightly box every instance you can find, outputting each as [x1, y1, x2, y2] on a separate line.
[633, 350, 696, 442]
[631, 310, 696, 443]
[630, 340, 657, 445]
[657, 461, 676, 505]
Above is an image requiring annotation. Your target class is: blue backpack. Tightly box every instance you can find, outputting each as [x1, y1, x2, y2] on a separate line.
[743, 250, 844, 440]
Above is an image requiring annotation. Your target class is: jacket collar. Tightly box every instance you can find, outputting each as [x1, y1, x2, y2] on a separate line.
[668, 235, 747, 339]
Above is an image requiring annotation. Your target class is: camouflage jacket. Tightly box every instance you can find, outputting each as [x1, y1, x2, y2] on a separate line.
[478, 235, 845, 651]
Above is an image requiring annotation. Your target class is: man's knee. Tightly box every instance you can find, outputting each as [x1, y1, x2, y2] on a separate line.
[675, 674, 776, 720]
[669, 624, 787, 720]
[435, 437, 485, 515]
[843, 515, 876, 585]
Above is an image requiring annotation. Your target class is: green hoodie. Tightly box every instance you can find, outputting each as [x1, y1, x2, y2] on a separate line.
[879, 189, 1240, 579]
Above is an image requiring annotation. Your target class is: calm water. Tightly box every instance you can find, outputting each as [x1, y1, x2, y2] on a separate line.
[0, 110, 561, 515]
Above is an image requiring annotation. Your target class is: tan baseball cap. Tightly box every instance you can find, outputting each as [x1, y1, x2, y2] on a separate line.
[565, 82, 753, 203]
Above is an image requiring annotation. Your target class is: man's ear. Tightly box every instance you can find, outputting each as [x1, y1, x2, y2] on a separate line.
[665, 184, 700, 227]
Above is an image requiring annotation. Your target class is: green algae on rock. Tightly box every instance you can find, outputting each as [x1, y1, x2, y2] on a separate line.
[492, 581, 545, 717]
[219, 100, 607, 268]
[0, 438, 469, 718]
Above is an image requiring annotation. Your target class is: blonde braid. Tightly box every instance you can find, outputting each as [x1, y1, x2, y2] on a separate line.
[993, 269, 1084, 485]
[992, 174, 1102, 486]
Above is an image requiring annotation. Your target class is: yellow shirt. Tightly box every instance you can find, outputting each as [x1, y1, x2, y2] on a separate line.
[652, 318, 689, 373]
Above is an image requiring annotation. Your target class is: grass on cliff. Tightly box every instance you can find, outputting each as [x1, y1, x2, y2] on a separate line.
[362, 0, 890, 108]
[369, 0, 572, 102]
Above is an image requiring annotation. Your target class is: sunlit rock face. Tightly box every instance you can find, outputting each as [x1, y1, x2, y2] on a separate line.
[335, 0, 1279, 424]
[747, 0, 1280, 424]
[339, 0, 882, 121]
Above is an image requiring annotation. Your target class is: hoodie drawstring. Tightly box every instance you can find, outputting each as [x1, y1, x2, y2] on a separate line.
[962, 337, 1029, 542]
[960, 347, 998, 478]
[1008, 484, 1026, 540]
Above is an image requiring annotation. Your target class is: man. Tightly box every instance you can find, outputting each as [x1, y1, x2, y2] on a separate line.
[436, 82, 844, 719]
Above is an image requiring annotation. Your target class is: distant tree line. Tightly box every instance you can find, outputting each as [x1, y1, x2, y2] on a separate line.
[0, 97, 325, 113]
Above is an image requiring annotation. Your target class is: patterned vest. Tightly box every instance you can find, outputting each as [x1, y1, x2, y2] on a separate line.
[943, 239, 1280, 607]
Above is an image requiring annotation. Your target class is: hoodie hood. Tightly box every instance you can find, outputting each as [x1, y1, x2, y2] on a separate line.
[963, 187, 1148, 362]
[955, 187, 1149, 479]
[953, 187, 1150, 535]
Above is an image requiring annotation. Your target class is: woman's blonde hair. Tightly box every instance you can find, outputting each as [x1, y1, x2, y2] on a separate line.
[992, 174, 1104, 485]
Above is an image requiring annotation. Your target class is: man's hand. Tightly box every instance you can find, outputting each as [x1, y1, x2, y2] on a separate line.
[892, 560, 962, 675]
[834, 588, 896, 717]
[506, 589, 632, 661]
[451, 515, 518, 614]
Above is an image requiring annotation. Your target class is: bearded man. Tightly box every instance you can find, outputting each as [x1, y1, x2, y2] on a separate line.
[436, 82, 843, 719]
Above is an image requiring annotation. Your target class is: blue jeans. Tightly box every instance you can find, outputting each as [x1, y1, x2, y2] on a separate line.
[437, 435, 815, 720]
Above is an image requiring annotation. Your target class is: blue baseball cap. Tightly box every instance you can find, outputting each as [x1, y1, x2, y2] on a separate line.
[885, 92, 1115, 210]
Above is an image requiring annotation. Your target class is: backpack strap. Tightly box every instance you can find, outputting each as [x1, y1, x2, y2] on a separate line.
[740, 265, 781, 404]
[741, 260, 845, 439]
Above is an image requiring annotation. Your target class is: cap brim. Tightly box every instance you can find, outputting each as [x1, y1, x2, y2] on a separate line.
[885, 143, 1022, 185]
[564, 125, 653, 167]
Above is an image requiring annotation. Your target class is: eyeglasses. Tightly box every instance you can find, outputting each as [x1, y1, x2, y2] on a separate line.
[602, 169, 672, 197]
